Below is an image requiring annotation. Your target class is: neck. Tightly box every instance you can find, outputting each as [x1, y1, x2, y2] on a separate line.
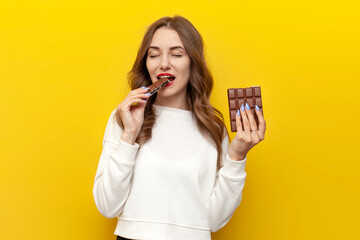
[154, 91, 189, 111]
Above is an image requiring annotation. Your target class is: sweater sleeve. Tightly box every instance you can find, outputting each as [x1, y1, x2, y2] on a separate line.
[92, 109, 139, 219]
[206, 131, 247, 232]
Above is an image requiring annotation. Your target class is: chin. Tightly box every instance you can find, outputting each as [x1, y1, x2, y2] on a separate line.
[157, 91, 173, 97]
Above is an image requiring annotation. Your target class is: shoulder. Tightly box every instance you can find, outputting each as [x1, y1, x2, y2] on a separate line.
[102, 107, 123, 145]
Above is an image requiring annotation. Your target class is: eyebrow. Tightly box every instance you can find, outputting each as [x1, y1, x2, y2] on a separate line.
[148, 46, 184, 51]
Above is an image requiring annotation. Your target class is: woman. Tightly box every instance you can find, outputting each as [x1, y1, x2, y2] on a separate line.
[93, 15, 266, 240]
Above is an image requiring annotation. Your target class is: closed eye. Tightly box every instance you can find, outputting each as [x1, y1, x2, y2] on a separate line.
[149, 55, 182, 58]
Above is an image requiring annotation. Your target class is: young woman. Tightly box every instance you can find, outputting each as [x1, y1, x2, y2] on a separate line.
[93, 15, 266, 240]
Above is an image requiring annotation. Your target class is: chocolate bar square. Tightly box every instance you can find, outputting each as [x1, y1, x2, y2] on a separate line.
[227, 86, 263, 132]
[147, 78, 171, 95]
[131, 78, 171, 108]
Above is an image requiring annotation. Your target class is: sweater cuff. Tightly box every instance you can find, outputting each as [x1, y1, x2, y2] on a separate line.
[221, 153, 247, 177]
[110, 139, 140, 163]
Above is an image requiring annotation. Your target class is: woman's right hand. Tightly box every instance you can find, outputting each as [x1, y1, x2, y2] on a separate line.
[117, 86, 151, 140]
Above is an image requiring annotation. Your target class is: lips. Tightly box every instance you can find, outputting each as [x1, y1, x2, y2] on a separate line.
[164, 81, 174, 87]
[157, 73, 175, 81]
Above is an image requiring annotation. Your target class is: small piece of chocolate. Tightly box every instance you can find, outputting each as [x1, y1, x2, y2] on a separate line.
[147, 78, 171, 95]
[227, 86, 263, 132]
[131, 78, 172, 108]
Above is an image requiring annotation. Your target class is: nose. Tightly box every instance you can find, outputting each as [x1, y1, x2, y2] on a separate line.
[160, 55, 171, 70]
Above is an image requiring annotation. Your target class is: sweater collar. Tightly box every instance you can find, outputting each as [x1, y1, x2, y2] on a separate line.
[153, 104, 194, 121]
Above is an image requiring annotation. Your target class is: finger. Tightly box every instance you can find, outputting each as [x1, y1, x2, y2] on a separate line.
[129, 96, 148, 104]
[138, 86, 150, 92]
[128, 87, 150, 97]
[255, 104, 266, 139]
[245, 102, 258, 131]
[240, 103, 250, 134]
[123, 96, 148, 109]
[130, 100, 147, 108]
[135, 93, 152, 99]
[126, 91, 151, 103]
[235, 108, 244, 132]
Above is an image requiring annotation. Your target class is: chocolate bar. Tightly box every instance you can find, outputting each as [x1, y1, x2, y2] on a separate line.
[227, 86, 263, 132]
[131, 78, 171, 107]
[146, 78, 171, 95]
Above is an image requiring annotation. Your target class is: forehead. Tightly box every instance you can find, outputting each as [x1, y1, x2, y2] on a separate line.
[148, 27, 184, 50]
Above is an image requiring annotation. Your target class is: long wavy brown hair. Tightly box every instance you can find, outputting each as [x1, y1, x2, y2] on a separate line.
[115, 15, 230, 171]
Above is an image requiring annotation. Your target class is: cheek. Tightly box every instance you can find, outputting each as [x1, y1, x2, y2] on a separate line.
[146, 61, 156, 77]
[146, 60, 151, 72]
[180, 60, 191, 77]
[148, 60, 160, 71]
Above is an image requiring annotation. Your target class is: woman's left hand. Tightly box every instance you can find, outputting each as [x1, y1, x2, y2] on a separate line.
[228, 103, 266, 161]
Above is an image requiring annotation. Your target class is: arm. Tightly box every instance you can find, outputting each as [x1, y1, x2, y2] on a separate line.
[92, 109, 139, 219]
[206, 131, 247, 232]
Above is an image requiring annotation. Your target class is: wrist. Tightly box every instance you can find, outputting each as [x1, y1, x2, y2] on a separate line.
[121, 131, 137, 145]
[228, 151, 246, 161]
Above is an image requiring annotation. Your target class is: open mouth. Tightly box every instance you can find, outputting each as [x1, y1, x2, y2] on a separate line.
[157, 75, 175, 81]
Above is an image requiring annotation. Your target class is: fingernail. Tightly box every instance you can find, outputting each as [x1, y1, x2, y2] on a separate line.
[245, 102, 250, 110]
[237, 109, 240, 116]
[141, 86, 149, 90]
[145, 93, 151, 96]
[255, 105, 260, 111]
[142, 99, 147, 102]
[241, 104, 245, 111]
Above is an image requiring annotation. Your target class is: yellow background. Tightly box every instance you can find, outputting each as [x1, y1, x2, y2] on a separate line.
[1, 0, 359, 239]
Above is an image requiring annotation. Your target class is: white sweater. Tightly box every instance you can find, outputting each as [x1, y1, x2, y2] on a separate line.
[93, 104, 247, 240]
